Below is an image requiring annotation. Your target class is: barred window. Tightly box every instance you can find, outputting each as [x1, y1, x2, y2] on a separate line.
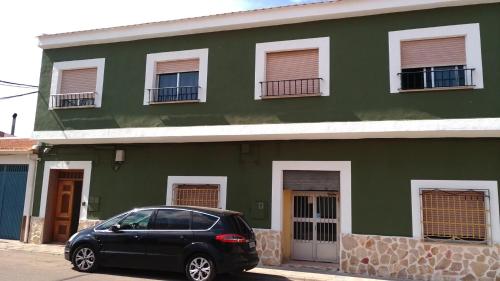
[174, 184, 219, 208]
[421, 190, 488, 243]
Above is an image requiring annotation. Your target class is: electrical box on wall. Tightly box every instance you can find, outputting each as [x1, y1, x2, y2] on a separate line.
[250, 200, 267, 220]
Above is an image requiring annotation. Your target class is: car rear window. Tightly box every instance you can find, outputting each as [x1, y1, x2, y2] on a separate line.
[191, 212, 218, 230]
[226, 215, 253, 236]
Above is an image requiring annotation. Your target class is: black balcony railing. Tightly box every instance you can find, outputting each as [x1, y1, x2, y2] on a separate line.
[260, 78, 322, 98]
[399, 68, 475, 91]
[50, 92, 96, 109]
[148, 86, 200, 103]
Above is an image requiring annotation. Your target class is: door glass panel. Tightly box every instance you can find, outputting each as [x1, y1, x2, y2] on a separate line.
[119, 210, 153, 230]
[153, 209, 191, 230]
[293, 222, 313, 241]
[316, 196, 336, 219]
[293, 196, 313, 218]
[317, 223, 336, 242]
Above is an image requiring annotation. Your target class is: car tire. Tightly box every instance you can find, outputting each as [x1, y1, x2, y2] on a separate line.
[71, 245, 99, 273]
[185, 254, 216, 281]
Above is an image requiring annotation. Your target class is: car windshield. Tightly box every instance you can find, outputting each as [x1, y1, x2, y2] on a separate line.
[95, 212, 128, 230]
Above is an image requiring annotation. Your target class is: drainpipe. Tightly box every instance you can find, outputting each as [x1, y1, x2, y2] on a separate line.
[10, 113, 17, 136]
[23, 146, 39, 243]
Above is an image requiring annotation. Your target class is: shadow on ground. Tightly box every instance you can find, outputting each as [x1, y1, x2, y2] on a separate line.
[82, 267, 291, 281]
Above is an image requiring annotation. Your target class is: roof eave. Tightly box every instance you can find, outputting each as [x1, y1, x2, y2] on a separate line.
[38, 0, 500, 49]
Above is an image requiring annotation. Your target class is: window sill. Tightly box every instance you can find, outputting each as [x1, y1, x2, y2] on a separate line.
[418, 238, 490, 247]
[261, 93, 322, 100]
[51, 105, 97, 110]
[397, 86, 475, 93]
[149, 99, 200, 105]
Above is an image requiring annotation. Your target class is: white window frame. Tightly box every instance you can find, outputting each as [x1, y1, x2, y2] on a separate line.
[49, 58, 106, 109]
[166, 176, 227, 209]
[411, 180, 500, 244]
[389, 23, 484, 93]
[254, 37, 330, 100]
[144, 49, 209, 104]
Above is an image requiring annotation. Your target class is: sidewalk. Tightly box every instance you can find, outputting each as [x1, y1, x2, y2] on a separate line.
[0, 239, 64, 255]
[0, 239, 386, 281]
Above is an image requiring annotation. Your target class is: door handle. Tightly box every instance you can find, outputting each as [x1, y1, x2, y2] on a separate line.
[134, 235, 141, 240]
[180, 235, 185, 239]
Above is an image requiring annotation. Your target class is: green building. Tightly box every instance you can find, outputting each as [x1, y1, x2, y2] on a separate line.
[30, 1, 500, 280]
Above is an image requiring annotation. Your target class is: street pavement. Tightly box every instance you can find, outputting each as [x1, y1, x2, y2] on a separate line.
[0, 249, 290, 281]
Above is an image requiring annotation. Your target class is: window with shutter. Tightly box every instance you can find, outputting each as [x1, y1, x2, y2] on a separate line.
[421, 190, 488, 242]
[174, 184, 219, 208]
[262, 49, 320, 97]
[399, 36, 473, 90]
[49, 58, 105, 109]
[388, 24, 483, 93]
[151, 59, 200, 103]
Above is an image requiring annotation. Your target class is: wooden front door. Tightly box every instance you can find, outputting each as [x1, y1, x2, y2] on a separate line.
[53, 180, 75, 243]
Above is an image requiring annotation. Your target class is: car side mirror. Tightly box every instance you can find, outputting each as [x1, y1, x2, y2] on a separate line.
[111, 224, 121, 232]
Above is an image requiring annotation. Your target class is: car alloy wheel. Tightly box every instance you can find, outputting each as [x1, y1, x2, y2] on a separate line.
[74, 247, 96, 272]
[188, 256, 213, 281]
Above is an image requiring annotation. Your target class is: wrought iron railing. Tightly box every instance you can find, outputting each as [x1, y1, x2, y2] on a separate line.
[148, 86, 200, 103]
[398, 68, 475, 91]
[50, 92, 96, 109]
[260, 78, 322, 98]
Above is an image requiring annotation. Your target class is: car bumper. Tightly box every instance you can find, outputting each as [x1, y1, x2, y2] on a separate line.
[64, 243, 71, 261]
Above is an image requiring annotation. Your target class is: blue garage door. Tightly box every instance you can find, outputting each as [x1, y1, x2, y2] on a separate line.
[0, 165, 28, 240]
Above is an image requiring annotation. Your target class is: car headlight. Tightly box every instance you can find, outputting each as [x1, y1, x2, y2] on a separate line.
[68, 232, 79, 243]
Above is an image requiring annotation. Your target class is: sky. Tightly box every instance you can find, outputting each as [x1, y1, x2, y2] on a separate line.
[0, 0, 317, 137]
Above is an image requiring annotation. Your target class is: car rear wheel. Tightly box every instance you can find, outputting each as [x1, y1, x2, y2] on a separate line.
[185, 254, 216, 281]
[72, 245, 98, 272]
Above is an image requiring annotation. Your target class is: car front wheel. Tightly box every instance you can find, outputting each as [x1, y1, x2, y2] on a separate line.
[72, 245, 98, 272]
[185, 254, 216, 281]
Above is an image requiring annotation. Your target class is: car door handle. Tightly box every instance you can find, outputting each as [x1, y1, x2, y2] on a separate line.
[179, 235, 184, 239]
[133, 235, 141, 240]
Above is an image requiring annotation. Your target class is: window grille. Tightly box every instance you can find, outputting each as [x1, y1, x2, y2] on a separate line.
[420, 189, 489, 243]
[174, 184, 219, 208]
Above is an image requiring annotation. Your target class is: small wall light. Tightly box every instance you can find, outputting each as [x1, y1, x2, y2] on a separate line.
[113, 149, 125, 171]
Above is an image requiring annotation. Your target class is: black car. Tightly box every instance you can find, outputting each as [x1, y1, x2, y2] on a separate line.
[65, 206, 259, 281]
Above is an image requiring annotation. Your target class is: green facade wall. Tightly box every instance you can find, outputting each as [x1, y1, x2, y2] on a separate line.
[35, 3, 500, 131]
[33, 139, 500, 236]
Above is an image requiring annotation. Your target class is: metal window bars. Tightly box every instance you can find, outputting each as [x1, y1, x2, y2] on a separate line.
[398, 68, 475, 91]
[50, 92, 96, 109]
[260, 78, 322, 98]
[148, 86, 200, 104]
[420, 189, 490, 243]
[174, 185, 219, 208]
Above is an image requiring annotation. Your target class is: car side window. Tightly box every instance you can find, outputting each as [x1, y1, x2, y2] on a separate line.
[153, 209, 191, 230]
[119, 210, 154, 230]
[192, 212, 218, 230]
[95, 213, 128, 230]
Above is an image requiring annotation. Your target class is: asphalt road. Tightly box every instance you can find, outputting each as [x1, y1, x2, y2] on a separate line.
[0, 250, 290, 281]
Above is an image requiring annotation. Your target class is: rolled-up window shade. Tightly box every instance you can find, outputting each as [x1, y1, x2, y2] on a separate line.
[60, 68, 97, 94]
[401, 36, 466, 69]
[156, 59, 199, 74]
[266, 49, 319, 81]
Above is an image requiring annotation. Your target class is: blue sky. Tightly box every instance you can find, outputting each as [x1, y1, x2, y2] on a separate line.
[0, 0, 322, 136]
